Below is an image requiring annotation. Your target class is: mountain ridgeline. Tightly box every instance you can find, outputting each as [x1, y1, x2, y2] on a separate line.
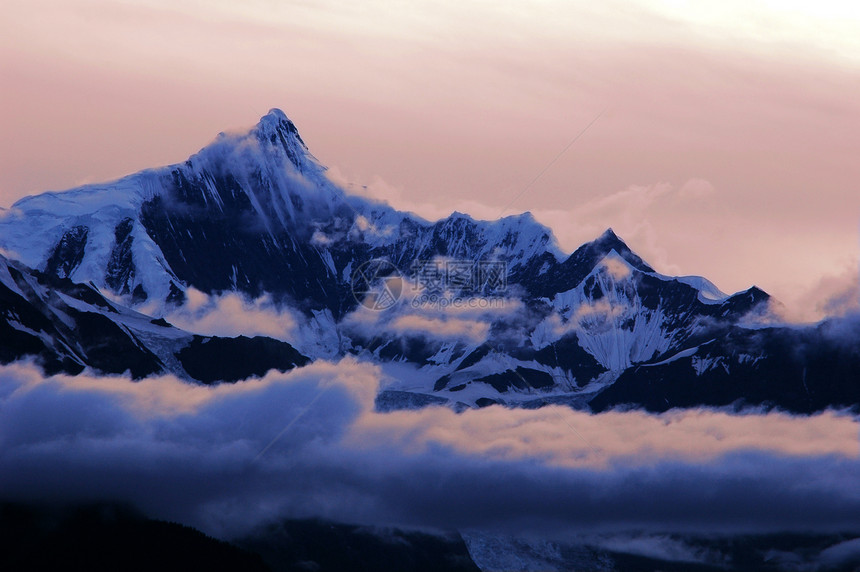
[1, 109, 858, 413]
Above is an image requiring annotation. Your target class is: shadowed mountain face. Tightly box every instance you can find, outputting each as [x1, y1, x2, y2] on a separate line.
[0, 503, 270, 572]
[4, 503, 860, 572]
[1, 109, 858, 413]
[0, 251, 308, 383]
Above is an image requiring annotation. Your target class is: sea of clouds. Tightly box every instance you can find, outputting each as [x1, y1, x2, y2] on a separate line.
[2, 356, 859, 546]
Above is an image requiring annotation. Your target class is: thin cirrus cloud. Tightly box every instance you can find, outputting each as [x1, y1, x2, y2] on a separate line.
[1, 358, 859, 540]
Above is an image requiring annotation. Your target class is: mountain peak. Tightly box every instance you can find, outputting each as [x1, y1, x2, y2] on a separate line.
[250, 108, 313, 171]
[265, 108, 289, 121]
[258, 108, 292, 128]
[591, 228, 633, 254]
[599, 228, 618, 240]
[255, 109, 304, 143]
[505, 211, 537, 224]
[557, 228, 654, 280]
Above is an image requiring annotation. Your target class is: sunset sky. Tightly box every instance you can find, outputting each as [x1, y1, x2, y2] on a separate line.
[2, 0, 859, 320]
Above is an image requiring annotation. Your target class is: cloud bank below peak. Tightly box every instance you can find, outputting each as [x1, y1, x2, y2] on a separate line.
[2, 359, 859, 540]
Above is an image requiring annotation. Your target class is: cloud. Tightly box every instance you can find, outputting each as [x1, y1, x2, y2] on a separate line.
[157, 287, 299, 342]
[343, 303, 494, 346]
[765, 261, 860, 323]
[818, 537, 860, 568]
[807, 263, 860, 320]
[326, 167, 499, 224]
[342, 273, 524, 346]
[526, 181, 710, 279]
[573, 300, 627, 331]
[388, 314, 489, 344]
[678, 178, 716, 199]
[2, 360, 860, 543]
[589, 533, 719, 564]
[535, 300, 628, 341]
[310, 230, 332, 246]
[350, 402, 858, 469]
[601, 254, 633, 280]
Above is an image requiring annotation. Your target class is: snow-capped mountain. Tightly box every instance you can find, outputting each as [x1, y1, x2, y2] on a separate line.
[0, 110, 562, 316]
[1, 109, 858, 414]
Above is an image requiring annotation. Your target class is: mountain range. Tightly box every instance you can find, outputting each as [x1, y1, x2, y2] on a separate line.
[1, 109, 858, 414]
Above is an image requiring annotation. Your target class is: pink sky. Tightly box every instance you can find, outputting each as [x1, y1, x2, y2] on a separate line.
[1, 0, 859, 320]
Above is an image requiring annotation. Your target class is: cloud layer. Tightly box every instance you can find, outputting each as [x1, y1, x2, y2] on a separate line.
[2, 359, 859, 541]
